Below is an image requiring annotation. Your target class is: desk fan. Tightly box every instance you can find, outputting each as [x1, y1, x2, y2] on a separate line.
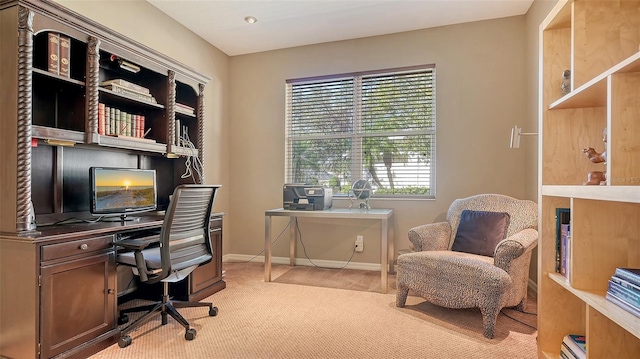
[349, 179, 372, 210]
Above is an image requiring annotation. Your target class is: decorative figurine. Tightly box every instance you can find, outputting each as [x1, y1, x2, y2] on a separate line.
[582, 127, 607, 185]
[561, 69, 571, 96]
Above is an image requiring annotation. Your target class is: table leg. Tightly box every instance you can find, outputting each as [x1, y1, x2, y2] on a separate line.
[289, 217, 297, 266]
[388, 215, 395, 274]
[381, 218, 388, 294]
[264, 215, 272, 282]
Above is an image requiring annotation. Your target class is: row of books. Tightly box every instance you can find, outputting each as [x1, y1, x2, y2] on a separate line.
[174, 119, 189, 146]
[98, 103, 148, 139]
[606, 267, 640, 318]
[100, 79, 157, 105]
[48, 32, 71, 77]
[560, 334, 586, 359]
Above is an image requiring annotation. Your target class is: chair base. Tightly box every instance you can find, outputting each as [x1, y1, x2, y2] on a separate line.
[118, 282, 218, 348]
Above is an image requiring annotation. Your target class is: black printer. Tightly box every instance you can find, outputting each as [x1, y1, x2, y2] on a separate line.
[283, 183, 333, 210]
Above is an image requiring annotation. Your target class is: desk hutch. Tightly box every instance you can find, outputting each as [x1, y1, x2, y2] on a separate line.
[0, 0, 225, 358]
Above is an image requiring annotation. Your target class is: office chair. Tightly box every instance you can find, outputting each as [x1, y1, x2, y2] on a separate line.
[115, 184, 221, 348]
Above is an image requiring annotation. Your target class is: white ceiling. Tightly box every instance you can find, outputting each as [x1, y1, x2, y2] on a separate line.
[147, 0, 534, 56]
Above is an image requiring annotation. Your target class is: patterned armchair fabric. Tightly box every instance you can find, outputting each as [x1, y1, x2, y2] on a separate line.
[396, 194, 538, 338]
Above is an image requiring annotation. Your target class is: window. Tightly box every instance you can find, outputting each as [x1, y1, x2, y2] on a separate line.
[285, 65, 436, 198]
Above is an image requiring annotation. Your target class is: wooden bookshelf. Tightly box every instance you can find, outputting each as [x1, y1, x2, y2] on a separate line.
[538, 1, 640, 358]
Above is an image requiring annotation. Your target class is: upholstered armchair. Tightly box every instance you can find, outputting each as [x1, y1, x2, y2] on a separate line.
[396, 194, 538, 338]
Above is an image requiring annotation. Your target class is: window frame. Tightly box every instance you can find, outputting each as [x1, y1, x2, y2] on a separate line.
[285, 64, 436, 199]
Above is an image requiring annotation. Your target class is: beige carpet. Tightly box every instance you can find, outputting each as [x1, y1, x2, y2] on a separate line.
[89, 262, 538, 359]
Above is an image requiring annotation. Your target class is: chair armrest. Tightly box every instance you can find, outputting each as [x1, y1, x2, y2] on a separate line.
[493, 228, 538, 272]
[116, 237, 159, 251]
[408, 222, 452, 252]
[116, 238, 160, 283]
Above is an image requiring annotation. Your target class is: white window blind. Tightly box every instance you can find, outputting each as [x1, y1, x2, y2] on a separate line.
[285, 65, 436, 198]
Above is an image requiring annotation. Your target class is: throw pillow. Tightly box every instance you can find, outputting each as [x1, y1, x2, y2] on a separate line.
[451, 209, 511, 257]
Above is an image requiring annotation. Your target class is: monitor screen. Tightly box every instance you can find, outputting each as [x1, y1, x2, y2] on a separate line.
[89, 167, 157, 216]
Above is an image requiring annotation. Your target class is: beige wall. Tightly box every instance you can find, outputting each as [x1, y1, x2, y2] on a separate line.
[228, 16, 531, 265]
[53, 0, 232, 247]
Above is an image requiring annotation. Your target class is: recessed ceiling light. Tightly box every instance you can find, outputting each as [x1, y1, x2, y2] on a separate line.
[244, 16, 257, 24]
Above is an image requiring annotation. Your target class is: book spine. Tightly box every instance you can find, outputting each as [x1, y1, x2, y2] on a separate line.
[560, 224, 570, 277]
[109, 107, 115, 136]
[104, 106, 111, 135]
[48, 33, 60, 75]
[130, 113, 136, 138]
[608, 281, 640, 307]
[606, 292, 640, 318]
[102, 79, 150, 94]
[114, 109, 121, 135]
[611, 275, 640, 292]
[98, 103, 105, 135]
[140, 116, 146, 138]
[59, 35, 70, 78]
[175, 119, 181, 145]
[559, 347, 573, 359]
[119, 111, 126, 135]
[614, 268, 640, 287]
[126, 113, 132, 137]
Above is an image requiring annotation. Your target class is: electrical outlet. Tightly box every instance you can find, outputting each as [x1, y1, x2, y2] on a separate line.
[355, 235, 364, 252]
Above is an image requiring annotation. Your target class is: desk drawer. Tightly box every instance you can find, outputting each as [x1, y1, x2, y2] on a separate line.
[41, 235, 114, 261]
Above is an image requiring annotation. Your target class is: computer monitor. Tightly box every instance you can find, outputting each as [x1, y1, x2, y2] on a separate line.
[89, 167, 157, 220]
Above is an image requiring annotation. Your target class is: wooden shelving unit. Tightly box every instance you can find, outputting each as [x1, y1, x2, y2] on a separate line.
[538, 1, 640, 358]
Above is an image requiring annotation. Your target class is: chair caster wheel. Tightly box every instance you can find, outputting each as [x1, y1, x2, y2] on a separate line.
[209, 306, 219, 316]
[117, 314, 129, 325]
[185, 328, 197, 340]
[118, 335, 132, 348]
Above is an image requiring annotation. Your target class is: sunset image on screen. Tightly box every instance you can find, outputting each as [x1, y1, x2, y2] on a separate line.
[94, 169, 155, 212]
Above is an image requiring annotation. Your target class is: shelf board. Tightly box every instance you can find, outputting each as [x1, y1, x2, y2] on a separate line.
[32, 125, 85, 144]
[549, 272, 640, 340]
[176, 109, 196, 118]
[542, 0, 572, 30]
[32, 68, 86, 87]
[542, 185, 640, 203]
[167, 144, 199, 158]
[550, 51, 640, 110]
[98, 134, 166, 153]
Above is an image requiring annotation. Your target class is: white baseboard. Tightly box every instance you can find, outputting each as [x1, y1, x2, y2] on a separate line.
[223, 254, 538, 291]
[223, 254, 381, 271]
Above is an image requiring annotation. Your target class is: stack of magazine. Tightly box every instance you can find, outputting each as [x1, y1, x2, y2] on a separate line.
[101, 79, 157, 104]
[606, 267, 640, 318]
[561, 334, 586, 359]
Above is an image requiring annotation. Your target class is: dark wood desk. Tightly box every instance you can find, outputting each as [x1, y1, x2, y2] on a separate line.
[0, 212, 225, 359]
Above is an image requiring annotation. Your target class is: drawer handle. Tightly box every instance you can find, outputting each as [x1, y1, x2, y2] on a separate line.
[107, 289, 115, 295]
[79, 243, 89, 250]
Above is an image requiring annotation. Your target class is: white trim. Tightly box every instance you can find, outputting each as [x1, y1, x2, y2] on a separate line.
[223, 254, 381, 271]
